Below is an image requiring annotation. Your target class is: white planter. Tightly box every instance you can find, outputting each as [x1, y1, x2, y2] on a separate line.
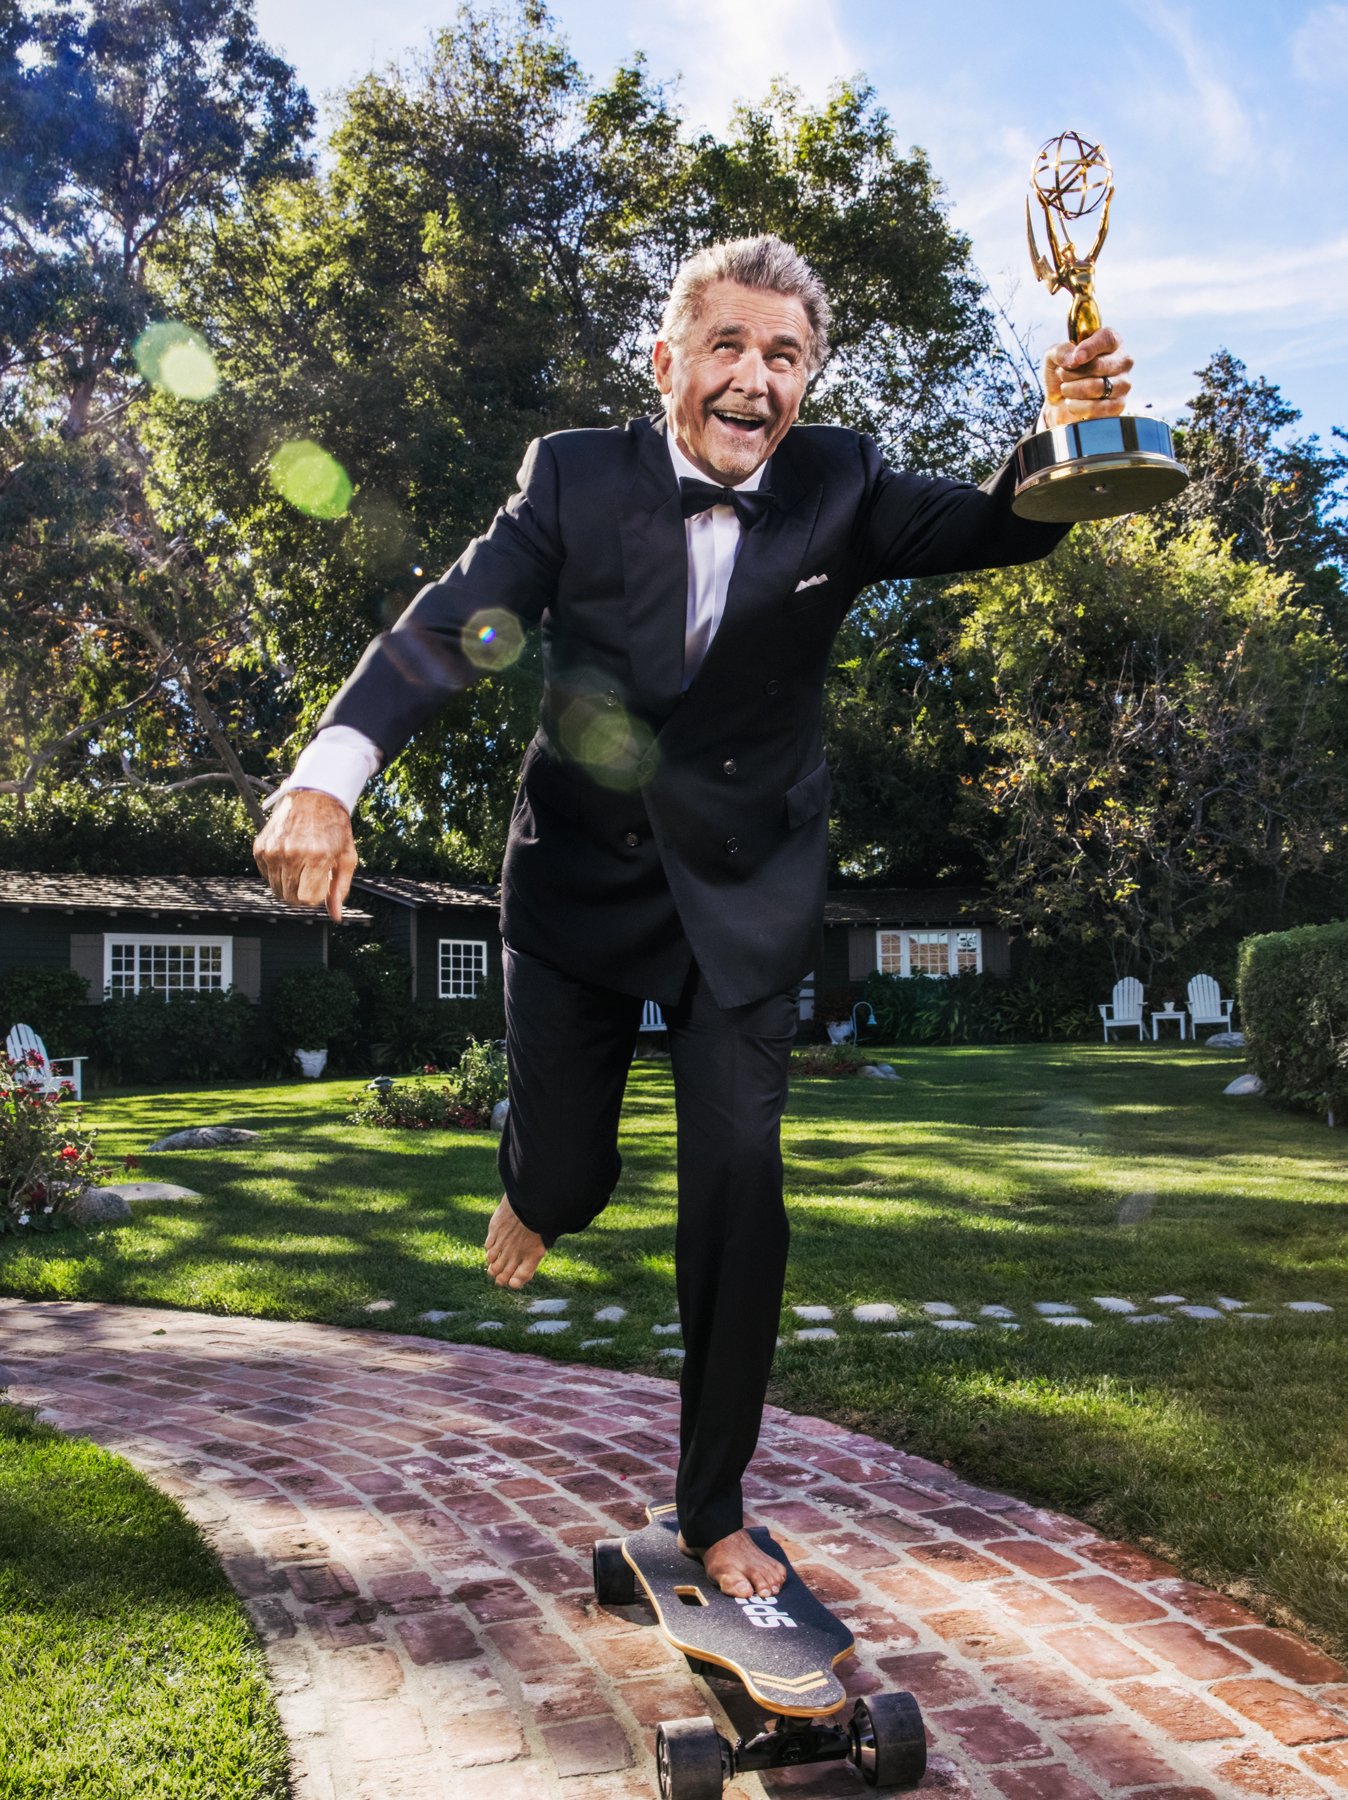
[295, 1047, 329, 1079]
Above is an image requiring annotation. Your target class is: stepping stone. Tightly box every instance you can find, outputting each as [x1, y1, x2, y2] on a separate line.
[933, 1319, 976, 1331]
[922, 1302, 959, 1317]
[1034, 1301, 1079, 1316]
[1235, 1312, 1273, 1320]
[418, 1310, 460, 1324]
[980, 1304, 1016, 1319]
[1216, 1297, 1246, 1310]
[652, 1322, 682, 1336]
[145, 1126, 259, 1151]
[476, 1321, 504, 1331]
[580, 1338, 613, 1349]
[998, 1322, 1022, 1331]
[795, 1327, 837, 1341]
[1224, 1072, 1264, 1096]
[527, 1320, 570, 1335]
[861, 1064, 900, 1079]
[658, 1348, 686, 1360]
[793, 1305, 834, 1321]
[527, 1298, 568, 1314]
[107, 1182, 202, 1203]
[1045, 1316, 1094, 1328]
[1125, 1314, 1176, 1325]
[1152, 1294, 1186, 1304]
[1286, 1301, 1333, 1313]
[853, 1303, 899, 1323]
[594, 1306, 626, 1323]
[1177, 1306, 1223, 1320]
[363, 1300, 396, 1313]
[1092, 1296, 1136, 1313]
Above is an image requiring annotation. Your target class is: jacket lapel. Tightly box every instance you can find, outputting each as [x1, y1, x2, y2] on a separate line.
[619, 416, 688, 718]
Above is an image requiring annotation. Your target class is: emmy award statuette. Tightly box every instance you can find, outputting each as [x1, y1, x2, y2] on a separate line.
[1012, 131, 1188, 522]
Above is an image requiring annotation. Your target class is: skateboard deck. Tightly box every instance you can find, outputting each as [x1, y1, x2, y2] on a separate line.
[621, 1502, 854, 1717]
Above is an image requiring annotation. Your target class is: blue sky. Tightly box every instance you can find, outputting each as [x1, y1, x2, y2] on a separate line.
[252, 0, 1348, 447]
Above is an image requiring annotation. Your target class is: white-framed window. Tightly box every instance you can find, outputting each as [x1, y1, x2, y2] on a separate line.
[798, 970, 816, 1022]
[104, 934, 232, 997]
[438, 938, 488, 999]
[875, 928, 982, 978]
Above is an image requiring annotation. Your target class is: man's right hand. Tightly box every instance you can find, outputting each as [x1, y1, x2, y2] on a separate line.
[253, 789, 359, 923]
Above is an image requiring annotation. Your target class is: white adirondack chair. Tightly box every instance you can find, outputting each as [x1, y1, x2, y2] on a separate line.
[1098, 978, 1145, 1042]
[1186, 973, 1235, 1038]
[4, 1023, 86, 1099]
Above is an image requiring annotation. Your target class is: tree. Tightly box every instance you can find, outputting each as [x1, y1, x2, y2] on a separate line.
[1171, 350, 1347, 615]
[0, 0, 312, 817]
[145, 1, 1032, 874]
[952, 518, 1348, 981]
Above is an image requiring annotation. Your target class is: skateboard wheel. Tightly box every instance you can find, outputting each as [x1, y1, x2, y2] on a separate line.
[849, 1691, 926, 1789]
[592, 1538, 638, 1606]
[655, 1716, 727, 1799]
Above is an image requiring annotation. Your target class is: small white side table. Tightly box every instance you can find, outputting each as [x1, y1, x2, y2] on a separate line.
[1151, 1007, 1188, 1041]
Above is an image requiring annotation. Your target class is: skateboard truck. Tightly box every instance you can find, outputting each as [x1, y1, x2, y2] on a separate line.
[594, 1505, 926, 1798]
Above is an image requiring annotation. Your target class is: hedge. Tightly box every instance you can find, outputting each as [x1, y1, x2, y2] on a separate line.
[1238, 920, 1348, 1120]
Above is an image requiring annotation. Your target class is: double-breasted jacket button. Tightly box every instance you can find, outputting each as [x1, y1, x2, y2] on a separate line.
[722, 758, 737, 776]
[623, 831, 640, 848]
[764, 679, 780, 695]
[725, 837, 739, 854]
[606, 690, 618, 707]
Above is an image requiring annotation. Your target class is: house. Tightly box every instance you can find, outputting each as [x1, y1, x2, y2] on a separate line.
[0, 871, 370, 1005]
[807, 887, 1011, 1018]
[349, 875, 502, 999]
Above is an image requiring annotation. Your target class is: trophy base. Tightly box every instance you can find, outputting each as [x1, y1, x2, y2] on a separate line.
[1012, 415, 1187, 523]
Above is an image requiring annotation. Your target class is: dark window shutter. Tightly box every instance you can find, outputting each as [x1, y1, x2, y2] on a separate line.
[848, 929, 877, 980]
[233, 937, 262, 1002]
[70, 933, 105, 1003]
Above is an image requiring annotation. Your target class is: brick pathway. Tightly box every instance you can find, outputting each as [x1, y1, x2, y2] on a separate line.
[2, 1301, 1345, 1800]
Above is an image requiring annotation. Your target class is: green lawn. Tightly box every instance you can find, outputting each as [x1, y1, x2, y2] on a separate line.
[3, 1042, 1347, 1660]
[0, 1401, 289, 1799]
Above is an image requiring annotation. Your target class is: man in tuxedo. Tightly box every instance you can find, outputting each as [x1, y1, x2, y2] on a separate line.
[254, 235, 1132, 1600]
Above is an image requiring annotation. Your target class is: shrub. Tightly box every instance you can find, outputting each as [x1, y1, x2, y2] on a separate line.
[991, 975, 1095, 1042]
[862, 970, 1005, 1045]
[94, 989, 259, 1085]
[0, 967, 91, 1053]
[381, 979, 506, 1070]
[0, 1052, 104, 1229]
[330, 939, 413, 1044]
[347, 1038, 507, 1131]
[1239, 921, 1348, 1119]
[269, 967, 359, 1052]
[791, 1043, 867, 1077]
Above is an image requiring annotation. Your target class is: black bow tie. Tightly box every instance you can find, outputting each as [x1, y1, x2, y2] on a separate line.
[679, 477, 777, 531]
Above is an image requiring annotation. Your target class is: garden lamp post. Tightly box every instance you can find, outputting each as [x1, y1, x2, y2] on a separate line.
[851, 1000, 876, 1042]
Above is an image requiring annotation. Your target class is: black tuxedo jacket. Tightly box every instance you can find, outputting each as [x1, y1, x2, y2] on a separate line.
[320, 414, 1066, 1007]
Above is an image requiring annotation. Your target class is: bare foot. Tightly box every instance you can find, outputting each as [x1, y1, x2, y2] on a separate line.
[678, 1528, 786, 1600]
[484, 1195, 547, 1289]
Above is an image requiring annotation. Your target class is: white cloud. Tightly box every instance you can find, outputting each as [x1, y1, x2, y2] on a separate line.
[1105, 231, 1348, 325]
[1290, 4, 1348, 83]
[1125, 0, 1258, 175]
[638, 0, 859, 133]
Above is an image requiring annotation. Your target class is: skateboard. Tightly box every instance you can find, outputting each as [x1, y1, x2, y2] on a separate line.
[592, 1502, 926, 1798]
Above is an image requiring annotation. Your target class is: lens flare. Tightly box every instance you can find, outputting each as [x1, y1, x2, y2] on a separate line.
[464, 608, 525, 670]
[269, 440, 353, 519]
[559, 698, 658, 792]
[133, 321, 219, 400]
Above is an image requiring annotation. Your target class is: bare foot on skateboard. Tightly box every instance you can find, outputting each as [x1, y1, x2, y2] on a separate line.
[678, 1527, 787, 1600]
[484, 1195, 547, 1289]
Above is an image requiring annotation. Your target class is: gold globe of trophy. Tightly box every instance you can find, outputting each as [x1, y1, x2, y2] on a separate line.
[1012, 131, 1188, 522]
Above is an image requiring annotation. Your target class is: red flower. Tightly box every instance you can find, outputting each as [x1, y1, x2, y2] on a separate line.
[123, 1154, 140, 1171]
[59, 1145, 80, 1163]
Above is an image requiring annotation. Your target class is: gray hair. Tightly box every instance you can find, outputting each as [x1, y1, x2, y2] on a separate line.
[658, 235, 832, 376]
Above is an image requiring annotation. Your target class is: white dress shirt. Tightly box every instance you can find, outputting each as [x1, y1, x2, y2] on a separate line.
[269, 428, 763, 814]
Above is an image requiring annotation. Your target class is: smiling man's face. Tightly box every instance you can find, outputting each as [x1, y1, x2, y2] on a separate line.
[653, 279, 812, 485]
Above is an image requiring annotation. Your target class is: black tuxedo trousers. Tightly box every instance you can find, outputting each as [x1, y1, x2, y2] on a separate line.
[498, 940, 798, 1549]
[317, 413, 1066, 1547]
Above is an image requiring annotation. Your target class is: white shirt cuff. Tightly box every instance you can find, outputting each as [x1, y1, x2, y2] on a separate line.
[265, 725, 382, 815]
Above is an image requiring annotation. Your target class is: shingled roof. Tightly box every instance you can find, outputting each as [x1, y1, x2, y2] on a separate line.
[823, 888, 1000, 927]
[0, 871, 371, 925]
[351, 874, 499, 910]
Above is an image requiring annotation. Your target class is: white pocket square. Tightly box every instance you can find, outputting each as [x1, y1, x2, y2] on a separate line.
[794, 572, 829, 592]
